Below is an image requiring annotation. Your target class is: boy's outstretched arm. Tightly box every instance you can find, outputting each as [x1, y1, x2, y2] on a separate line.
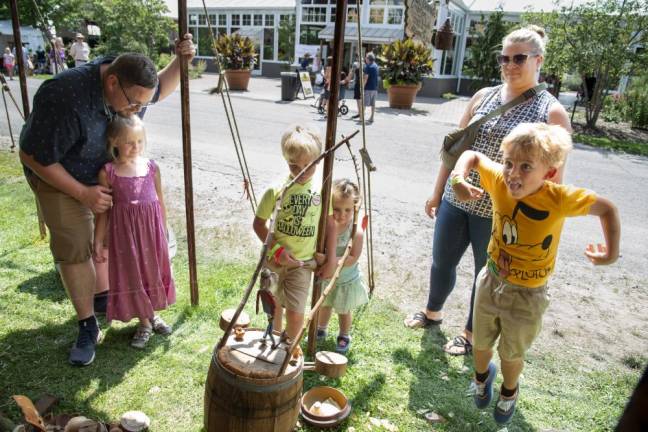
[451, 150, 498, 201]
[585, 196, 620, 265]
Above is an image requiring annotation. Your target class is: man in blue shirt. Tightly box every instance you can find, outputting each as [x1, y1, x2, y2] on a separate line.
[19, 36, 195, 366]
[362, 52, 379, 123]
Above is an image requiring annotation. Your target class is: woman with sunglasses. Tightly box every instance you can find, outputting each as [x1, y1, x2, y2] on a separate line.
[405, 25, 571, 354]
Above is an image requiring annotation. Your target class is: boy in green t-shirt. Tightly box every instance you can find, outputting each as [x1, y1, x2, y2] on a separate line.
[451, 123, 620, 425]
[253, 126, 336, 344]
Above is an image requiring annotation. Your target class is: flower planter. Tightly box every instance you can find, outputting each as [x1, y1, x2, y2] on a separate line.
[387, 84, 420, 109]
[224, 69, 251, 91]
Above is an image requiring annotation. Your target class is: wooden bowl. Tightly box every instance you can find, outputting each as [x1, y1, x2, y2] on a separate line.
[300, 386, 351, 426]
[219, 309, 251, 331]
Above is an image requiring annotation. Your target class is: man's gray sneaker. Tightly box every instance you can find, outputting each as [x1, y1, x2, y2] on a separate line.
[69, 322, 102, 366]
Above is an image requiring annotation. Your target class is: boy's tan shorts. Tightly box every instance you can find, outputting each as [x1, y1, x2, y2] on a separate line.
[265, 261, 313, 314]
[472, 266, 549, 361]
[27, 175, 94, 264]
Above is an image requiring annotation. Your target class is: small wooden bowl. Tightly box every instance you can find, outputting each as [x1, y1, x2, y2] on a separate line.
[300, 386, 351, 426]
[219, 309, 251, 331]
[304, 351, 348, 378]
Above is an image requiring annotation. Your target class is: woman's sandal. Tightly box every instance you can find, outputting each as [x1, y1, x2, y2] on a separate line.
[443, 335, 473, 356]
[335, 335, 351, 354]
[403, 311, 443, 329]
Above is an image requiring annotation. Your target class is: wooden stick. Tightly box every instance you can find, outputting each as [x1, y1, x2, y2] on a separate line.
[216, 131, 358, 351]
[279, 207, 359, 376]
[177, 0, 199, 305]
[308, 0, 349, 357]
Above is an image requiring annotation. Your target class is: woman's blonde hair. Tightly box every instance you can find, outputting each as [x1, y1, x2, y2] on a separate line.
[106, 115, 145, 159]
[281, 125, 322, 163]
[332, 178, 361, 206]
[503, 25, 547, 56]
[500, 123, 572, 168]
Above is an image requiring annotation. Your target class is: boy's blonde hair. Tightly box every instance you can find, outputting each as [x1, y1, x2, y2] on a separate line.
[332, 178, 361, 206]
[281, 125, 322, 163]
[500, 123, 572, 168]
[106, 115, 145, 159]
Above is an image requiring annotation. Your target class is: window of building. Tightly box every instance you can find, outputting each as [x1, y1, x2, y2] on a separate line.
[219, 14, 226, 26]
[313, 0, 328, 4]
[198, 28, 212, 56]
[231, 14, 240, 26]
[189, 14, 198, 25]
[265, 14, 274, 26]
[198, 14, 206, 25]
[280, 14, 291, 25]
[300, 24, 325, 45]
[263, 28, 275, 61]
[347, 7, 358, 22]
[303, 7, 327, 23]
[387, 8, 403, 24]
[254, 14, 263, 26]
[369, 8, 384, 24]
[330, 7, 336, 22]
[242, 14, 251, 26]
[439, 10, 465, 76]
[209, 14, 217, 26]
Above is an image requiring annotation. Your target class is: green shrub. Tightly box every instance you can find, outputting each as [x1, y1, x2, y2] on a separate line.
[602, 94, 626, 123]
[563, 73, 582, 92]
[377, 38, 434, 86]
[189, 59, 207, 79]
[156, 53, 172, 71]
[625, 75, 648, 129]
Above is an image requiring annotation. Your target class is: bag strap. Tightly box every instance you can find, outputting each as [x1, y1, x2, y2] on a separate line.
[464, 83, 547, 132]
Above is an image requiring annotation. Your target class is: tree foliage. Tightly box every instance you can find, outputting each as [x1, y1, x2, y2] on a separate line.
[524, 0, 648, 129]
[463, 11, 512, 90]
[89, 0, 174, 62]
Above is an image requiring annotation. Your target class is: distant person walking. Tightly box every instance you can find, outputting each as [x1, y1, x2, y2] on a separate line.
[3, 47, 15, 80]
[362, 52, 379, 124]
[70, 33, 90, 67]
[49, 37, 67, 75]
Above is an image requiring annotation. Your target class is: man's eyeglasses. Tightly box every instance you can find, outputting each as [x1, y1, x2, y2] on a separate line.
[496, 53, 538, 66]
[116, 77, 154, 110]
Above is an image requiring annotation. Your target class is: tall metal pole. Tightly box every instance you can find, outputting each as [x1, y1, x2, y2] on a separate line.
[307, 0, 348, 356]
[9, 0, 30, 118]
[178, 0, 199, 305]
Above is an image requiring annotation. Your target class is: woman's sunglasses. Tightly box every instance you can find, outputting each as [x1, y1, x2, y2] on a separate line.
[496, 53, 538, 66]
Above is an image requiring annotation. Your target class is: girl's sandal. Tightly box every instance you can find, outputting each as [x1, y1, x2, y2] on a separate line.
[403, 311, 443, 329]
[335, 335, 351, 354]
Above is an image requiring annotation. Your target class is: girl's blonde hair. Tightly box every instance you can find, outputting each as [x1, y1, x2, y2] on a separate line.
[500, 123, 572, 168]
[503, 25, 547, 56]
[106, 115, 145, 159]
[332, 178, 361, 206]
[281, 125, 322, 163]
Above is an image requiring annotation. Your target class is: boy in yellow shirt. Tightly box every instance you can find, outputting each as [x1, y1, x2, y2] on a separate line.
[253, 125, 336, 343]
[451, 123, 620, 424]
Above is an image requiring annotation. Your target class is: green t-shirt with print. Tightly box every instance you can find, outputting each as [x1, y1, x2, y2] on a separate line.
[256, 178, 324, 261]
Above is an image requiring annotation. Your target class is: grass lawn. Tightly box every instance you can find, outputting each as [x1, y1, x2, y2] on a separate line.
[0, 149, 640, 431]
[573, 133, 648, 157]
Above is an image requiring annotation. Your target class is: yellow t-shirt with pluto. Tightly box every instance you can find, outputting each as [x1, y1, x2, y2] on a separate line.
[478, 163, 597, 288]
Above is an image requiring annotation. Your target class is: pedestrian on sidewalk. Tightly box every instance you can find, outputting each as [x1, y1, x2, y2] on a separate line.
[69, 33, 91, 67]
[3, 47, 14, 80]
[361, 52, 379, 124]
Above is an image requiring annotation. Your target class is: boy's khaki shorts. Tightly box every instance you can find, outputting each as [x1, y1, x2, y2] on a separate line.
[265, 261, 313, 313]
[472, 266, 549, 361]
[27, 175, 94, 264]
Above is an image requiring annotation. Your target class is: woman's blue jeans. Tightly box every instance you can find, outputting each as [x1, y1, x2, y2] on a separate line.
[427, 199, 492, 333]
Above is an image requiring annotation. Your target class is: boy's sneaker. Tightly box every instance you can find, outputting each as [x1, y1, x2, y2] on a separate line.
[69, 320, 102, 366]
[151, 315, 172, 335]
[471, 362, 497, 409]
[131, 325, 153, 349]
[494, 385, 519, 425]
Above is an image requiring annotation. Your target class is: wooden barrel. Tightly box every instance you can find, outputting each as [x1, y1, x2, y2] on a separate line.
[204, 328, 303, 432]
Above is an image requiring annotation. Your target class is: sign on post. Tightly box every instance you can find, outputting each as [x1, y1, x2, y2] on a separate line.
[404, 0, 437, 45]
[299, 72, 315, 99]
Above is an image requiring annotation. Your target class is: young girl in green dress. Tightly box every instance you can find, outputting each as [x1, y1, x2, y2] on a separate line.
[316, 179, 369, 354]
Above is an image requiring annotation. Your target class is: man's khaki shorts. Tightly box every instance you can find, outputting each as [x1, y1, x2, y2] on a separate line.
[27, 175, 94, 264]
[265, 261, 313, 314]
[472, 266, 549, 361]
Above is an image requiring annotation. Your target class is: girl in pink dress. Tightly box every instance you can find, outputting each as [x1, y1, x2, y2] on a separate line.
[94, 115, 175, 349]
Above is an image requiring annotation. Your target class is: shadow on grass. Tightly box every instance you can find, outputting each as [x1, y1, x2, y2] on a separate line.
[17, 270, 67, 303]
[393, 328, 535, 431]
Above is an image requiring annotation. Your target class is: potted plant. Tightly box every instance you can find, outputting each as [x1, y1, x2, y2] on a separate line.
[378, 38, 434, 109]
[213, 33, 257, 91]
